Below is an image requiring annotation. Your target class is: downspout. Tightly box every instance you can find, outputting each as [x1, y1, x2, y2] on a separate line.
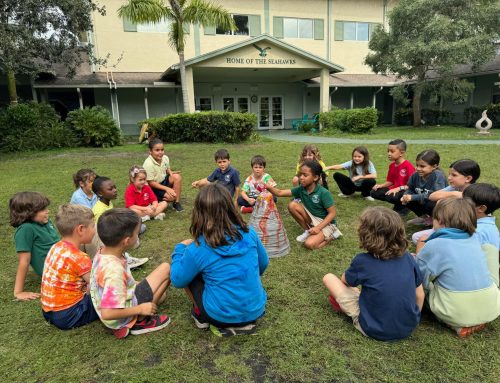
[372, 86, 383, 107]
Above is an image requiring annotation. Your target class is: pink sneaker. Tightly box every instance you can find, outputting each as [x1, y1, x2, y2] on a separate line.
[130, 315, 171, 335]
[113, 327, 130, 339]
[240, 206, 254, 214]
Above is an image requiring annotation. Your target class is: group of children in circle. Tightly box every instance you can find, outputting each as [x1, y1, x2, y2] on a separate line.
[8, 137, 500, 340]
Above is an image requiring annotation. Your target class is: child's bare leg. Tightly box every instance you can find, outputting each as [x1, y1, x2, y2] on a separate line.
[304, 233, 331, 249]
[152, 201, 168, 217]
[130, 206, 147, 217]
[292, 176, 299, 187]
[170, 173, 182, 203]
[288, 201, 311, 230]
[323, 273, 357, 300]
[145, 263, 171, 304]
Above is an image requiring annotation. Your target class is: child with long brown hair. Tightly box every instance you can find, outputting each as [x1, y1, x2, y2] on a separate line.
[326, 146, 377, 200]
[170, 183, 269, 337]
[323, 206, 424, 341]
[292, 144, 329, 189]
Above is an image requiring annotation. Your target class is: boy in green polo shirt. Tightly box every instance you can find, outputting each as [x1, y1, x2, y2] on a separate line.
[9, 192, 60, 301]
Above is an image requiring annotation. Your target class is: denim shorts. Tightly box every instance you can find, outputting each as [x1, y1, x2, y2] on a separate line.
[43, 294, 98, 330]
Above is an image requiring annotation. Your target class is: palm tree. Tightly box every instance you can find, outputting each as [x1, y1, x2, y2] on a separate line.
[118, 0, 236, 112]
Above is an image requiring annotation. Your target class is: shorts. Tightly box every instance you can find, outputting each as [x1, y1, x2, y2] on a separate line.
[152, 176, 173, 200]
[43, 294, 98, 330]
[303, 207, 342, 241]
[135, 279, 154, 304]
[188, 275, 258, 328]
[335, 287, 366, 336]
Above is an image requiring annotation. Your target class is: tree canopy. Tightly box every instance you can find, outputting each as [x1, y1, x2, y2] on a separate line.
[365, 0, 500, 126]
[0, 0, 105, 103]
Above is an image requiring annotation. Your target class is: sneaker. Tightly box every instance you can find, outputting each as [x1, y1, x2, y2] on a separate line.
[126, 254, 149, 269]
[364, 196, 375, 201]
[296, 230, 310, 243]
[455, 324, 486, 338]
[406, 216, 427, 225]
[130, 314, 171, 335]
[338, 193, 352, 198]
[328, 295, 343, 313]
[209, 323, 257, 337]
[154, 212, 165, 220]
[141, 215, 151, 222]
[332, 226, 343, 239]
[172, 202, 184, 212]
[113, 327, 130, 339]
[240, 206, 254, 214]
[191, 311, 209, 329]
[139, 223, 147, 235]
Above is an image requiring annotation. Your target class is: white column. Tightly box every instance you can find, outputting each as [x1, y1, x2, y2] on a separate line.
[185, 67, 196, 113]
[77, 87, 84, 109]
[350, 91, 354, 109]
[319, 68, 330, 113]
[144, 88, 150, 119]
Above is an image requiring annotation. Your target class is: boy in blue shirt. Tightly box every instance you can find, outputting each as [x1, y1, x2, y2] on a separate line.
[192, 149, 240, 204]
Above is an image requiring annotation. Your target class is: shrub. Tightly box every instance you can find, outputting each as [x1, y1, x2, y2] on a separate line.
[394, 108, 453, 126]
[464, 104, 499, 128]
[66, 106, 122, 147]
[319, 107, 377, 133]
[298, 121, 317, 132]
[0, 102, 77, 152]
[143, 112, 257, 143]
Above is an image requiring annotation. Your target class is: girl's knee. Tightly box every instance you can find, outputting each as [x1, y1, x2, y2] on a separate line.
[158, 262, 170, 277]
[172, 173, 182, 182]
[288, 201, 301, 213]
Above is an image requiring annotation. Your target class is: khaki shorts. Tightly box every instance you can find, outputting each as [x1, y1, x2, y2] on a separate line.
[336, 287, 366, 336]
[303, 207, 342, 241]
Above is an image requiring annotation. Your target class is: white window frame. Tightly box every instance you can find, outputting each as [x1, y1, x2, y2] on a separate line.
[344, 21, 369, 41]
[216, 14, 249, 36]
[258, 95, 284, 129]
[195, 96, 213, 111]
[221, 96, 250, 113]
[283, 17, 314, 39]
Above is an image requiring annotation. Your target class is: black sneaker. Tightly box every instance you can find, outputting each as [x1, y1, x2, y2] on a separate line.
[172, 202, 184, 212]
[130, 314, 171, 335]
[191, 310, 209, 329]
[209, 323, 257, 337]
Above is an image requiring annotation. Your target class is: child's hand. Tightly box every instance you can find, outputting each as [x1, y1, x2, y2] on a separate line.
[191, 181, 199, 188]
[351, 175, 361, 182]
[248, 198, 256, 206]
[400, 194, 411, 204]
[14, 291, 40, 301]
[138, 302, 157, 316]
[180, 238, 193, 246]
[372, 184, 381, 190]
[386, 187, 399, 196]
[165, 187, 176, 199]
[308, 226, 321, 235]
[146, 205, 155, 215]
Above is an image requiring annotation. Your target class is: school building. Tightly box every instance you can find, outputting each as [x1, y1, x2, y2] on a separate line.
[5, 0, 500, 134]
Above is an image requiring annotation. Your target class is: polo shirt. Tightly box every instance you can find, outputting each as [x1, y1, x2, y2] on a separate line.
[124, 184, 158, 207]
[14, 220, 60, 276]
[386, 160, 415, 188]
[70, 187, 98, 209]
[291, 184, 334, 220]
[92, 200, 113, 223]
[143, 154, 170, 183]
[207, 166, 240, 197]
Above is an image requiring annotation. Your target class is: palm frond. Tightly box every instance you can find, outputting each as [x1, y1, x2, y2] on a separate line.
[118, 0, 173, 24]
[168, 20, 185, 53]
[183, 0, 236, 31]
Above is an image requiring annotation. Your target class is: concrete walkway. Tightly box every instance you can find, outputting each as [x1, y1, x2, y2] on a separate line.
[260, 130, 500, 145]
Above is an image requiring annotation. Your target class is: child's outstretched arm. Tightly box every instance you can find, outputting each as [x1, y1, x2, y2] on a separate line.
[14, 252, 40, 301]
[101, 302, 157, 320]
[191, 178, 209, 189]
[324, 164, 343, 171]
[428, 189, 462, 202]
[266, 183, 292, 197]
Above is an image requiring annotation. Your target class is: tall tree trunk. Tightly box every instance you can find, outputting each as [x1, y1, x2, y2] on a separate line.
[7, 69, 18, 105]
[412, 83, 423, 127]
[178, 51, 190, 113]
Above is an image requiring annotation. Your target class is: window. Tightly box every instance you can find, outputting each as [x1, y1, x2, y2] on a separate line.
[196, 97, 212, 111]
[137, 20, 169, 33]
[283, 18, 314, 39]
[335, 21, 379, 41]
[217, 15, 248, 35]
[222, 97, 249, 113]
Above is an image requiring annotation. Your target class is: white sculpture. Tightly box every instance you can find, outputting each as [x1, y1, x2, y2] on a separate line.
[475, 110, 492, 135]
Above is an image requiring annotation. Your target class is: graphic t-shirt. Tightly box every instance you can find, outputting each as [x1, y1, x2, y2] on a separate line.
[90, 252, 138, 330]
[386, 160, 415, 188]
[41, 241, 92, 312]
[124, 184, 158, 207]
[242, 173, 276, 198]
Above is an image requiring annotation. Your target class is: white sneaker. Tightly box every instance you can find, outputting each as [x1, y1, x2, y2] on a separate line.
[296, 230, 310, 243]
[154, 212, 165, 220]
[337, 193, 352, 198]
[141, 215, 151, 222]
[332, 227, 343, 239]
[126, 255, 149, 269]
[364, 196, 375, 201]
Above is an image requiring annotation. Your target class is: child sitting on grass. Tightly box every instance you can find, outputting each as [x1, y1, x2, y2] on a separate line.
[9, 191, 60, 301]
[170, 183, 268, 337]
[70, 168, 97, 209]
[323, 206, 424, 341]
[292, 144, 329, 189]
[125, 165, 168, 221]
[237, 155, 277, 214]
[266, 160, 341, 249]
[415, 198, 500, 338]
[192, 149, 241, 205]
[90, 209, 171, 339]
[41, 205, 98, 329]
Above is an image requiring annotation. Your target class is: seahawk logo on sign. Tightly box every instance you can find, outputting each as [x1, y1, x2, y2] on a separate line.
[253, 44, 271, 57]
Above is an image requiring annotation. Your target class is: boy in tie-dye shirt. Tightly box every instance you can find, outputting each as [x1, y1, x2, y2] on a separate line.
[41, 205, 98, 329]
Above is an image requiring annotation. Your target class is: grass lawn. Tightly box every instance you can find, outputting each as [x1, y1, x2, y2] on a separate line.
[314, 125, 499, 140]
[0, 141, 499, 382]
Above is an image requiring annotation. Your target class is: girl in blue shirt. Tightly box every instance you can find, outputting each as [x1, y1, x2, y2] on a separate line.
[70, 168, 97, 209]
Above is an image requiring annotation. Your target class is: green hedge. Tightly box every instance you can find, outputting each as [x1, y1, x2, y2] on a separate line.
[464, 104, 500, 128]
[66, 106, 122, 147]
[0, 102, 77, 152]
[143, 112, 257, 143]
[394, 108, 453, 126]
[319, 107, 377, 133]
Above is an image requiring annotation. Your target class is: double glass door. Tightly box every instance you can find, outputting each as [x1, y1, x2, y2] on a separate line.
[259, 96, 283, 129]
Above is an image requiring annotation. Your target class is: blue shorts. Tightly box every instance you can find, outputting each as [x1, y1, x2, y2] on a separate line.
[43, 294, 98, 330]
[152, 176, 172, 200]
